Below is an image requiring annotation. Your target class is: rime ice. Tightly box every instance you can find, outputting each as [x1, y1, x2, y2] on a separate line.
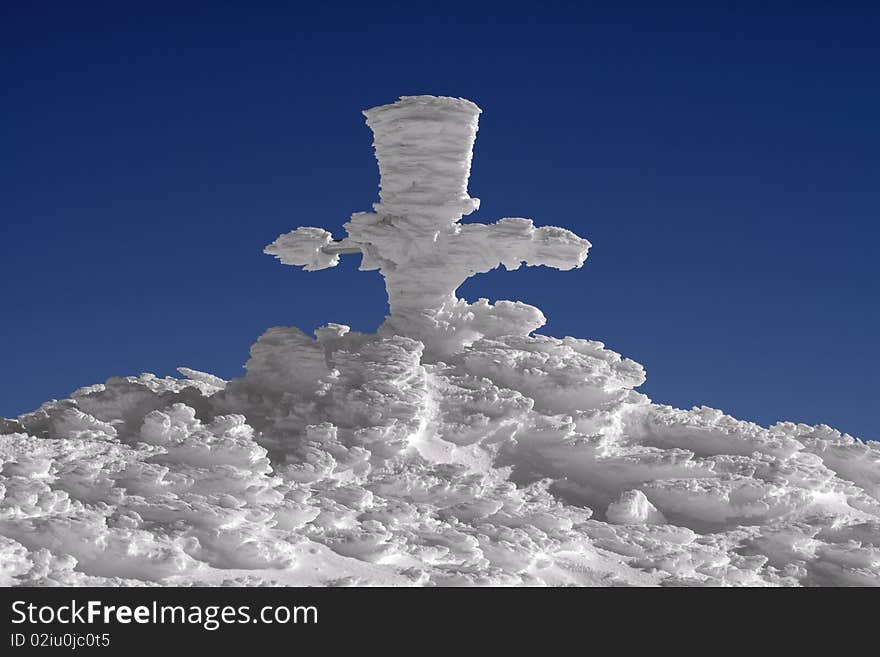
[2, 97, 879, 587]
[264, 96, 591, 357]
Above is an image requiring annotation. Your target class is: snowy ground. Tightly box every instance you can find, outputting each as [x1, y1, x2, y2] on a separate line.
[2, 326, 878, 586]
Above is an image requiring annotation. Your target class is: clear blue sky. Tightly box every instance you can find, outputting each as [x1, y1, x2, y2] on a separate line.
[2, 3, 877, 441]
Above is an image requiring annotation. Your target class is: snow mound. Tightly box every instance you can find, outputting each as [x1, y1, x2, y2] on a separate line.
[2, 96, 877, 587]
[3, 331, 877, 586]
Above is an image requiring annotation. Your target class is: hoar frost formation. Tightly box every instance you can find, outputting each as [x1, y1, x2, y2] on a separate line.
[3, 97, 879, 587]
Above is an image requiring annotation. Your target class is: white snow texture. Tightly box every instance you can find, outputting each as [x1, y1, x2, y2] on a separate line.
[3, 96, 878, 587]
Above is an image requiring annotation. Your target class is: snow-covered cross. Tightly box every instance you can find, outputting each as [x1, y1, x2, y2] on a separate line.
[265, 95, 591, 357]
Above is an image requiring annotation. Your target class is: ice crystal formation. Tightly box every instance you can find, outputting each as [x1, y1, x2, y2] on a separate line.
[2, 96, 879, 587]
[264, 96, 590, 358]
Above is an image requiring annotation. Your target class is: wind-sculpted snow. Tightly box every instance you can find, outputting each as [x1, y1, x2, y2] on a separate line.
[2, 335, 878, 586]
[265, 96, 590, 358]
[2, 96, 878, 586]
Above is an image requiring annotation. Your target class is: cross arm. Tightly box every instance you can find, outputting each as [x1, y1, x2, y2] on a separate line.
[458, 218, 591, 274]
[264, 227, 361, 271]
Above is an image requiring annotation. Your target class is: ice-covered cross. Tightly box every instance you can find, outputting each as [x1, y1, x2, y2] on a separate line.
[265, 95, 591, 358]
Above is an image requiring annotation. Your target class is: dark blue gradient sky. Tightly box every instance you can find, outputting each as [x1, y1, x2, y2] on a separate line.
[2, 3, 877, 440]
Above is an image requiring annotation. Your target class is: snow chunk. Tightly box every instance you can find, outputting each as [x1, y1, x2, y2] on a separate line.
[607, 490, 667, 525]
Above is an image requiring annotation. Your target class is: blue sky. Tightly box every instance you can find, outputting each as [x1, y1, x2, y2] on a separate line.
[2, 3, 877, 440]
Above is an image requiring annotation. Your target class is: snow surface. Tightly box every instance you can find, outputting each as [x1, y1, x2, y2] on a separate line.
[3, 96, 879, 587]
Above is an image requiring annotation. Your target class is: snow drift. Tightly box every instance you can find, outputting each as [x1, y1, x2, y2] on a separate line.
[2, 96, 878, 586]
